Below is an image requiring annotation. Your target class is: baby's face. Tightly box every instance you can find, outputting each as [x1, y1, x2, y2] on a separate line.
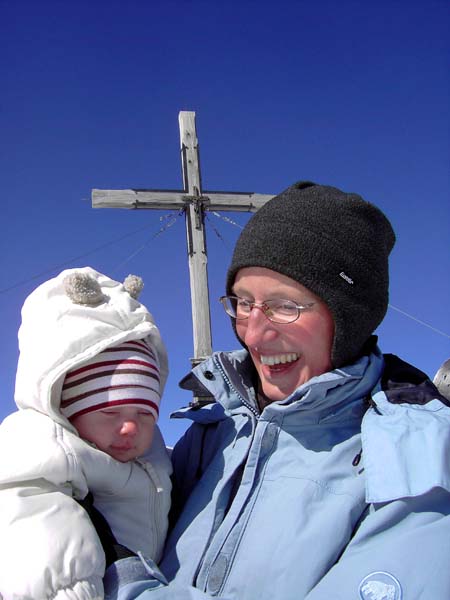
[70, 406, 156, 462]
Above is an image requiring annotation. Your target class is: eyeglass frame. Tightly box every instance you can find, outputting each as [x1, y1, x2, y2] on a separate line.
[219, 295, 315, 324]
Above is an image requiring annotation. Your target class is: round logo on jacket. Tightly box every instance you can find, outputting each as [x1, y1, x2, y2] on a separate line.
[359, 571, 402, 600]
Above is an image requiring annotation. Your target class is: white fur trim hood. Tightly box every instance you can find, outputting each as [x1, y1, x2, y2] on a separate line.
[15, 266, 169, 428]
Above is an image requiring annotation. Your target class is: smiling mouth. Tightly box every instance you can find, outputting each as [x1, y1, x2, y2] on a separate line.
[260, 352, 299, 366]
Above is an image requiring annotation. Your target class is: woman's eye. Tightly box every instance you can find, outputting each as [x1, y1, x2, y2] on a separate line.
[271, 301, 288, 310]
[282, 303, 296, 310]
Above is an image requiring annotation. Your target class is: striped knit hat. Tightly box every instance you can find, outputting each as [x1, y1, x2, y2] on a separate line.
[60, 339, 161, 422]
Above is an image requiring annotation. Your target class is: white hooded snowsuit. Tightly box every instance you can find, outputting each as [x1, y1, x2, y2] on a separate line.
[0, 267, 172, 600]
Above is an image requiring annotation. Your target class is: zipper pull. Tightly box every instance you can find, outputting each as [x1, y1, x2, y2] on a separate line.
[352, 449, 363, 467]
[136, 459, 164, 492]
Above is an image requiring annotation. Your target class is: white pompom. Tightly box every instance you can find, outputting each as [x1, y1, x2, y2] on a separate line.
[63, 272, 106, 306]
[123, 274, 144, 299]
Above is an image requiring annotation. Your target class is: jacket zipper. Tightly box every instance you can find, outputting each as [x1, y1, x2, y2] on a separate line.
[191, 356, 258, 590]
[212, 355, 260, 418]
[135, 459, 165, 560]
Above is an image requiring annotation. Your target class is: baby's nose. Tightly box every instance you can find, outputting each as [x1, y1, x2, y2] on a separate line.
[120, 420, 138, 435]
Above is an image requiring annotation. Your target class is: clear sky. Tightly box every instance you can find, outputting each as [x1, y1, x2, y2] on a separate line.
[1, 0, 449, 446]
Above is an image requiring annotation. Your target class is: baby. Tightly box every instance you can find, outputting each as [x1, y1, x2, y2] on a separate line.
[61, 338, 160, 465]
[0, 267, 172, 600]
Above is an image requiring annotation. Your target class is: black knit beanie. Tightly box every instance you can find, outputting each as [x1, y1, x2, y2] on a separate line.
[226, 181, 396, 368]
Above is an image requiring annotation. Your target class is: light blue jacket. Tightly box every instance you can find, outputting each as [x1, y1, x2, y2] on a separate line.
[105, 346, 450, 600]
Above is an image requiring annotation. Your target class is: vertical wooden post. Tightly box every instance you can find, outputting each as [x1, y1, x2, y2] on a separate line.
[179, 112, 212, 365]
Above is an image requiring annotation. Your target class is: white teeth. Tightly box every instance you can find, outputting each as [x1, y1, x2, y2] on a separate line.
[260, 353, 299, 366]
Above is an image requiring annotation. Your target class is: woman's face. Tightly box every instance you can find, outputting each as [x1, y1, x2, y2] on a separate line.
[233, 267, 335, 402]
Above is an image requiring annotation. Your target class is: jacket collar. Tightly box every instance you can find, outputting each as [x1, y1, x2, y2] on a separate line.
[175, 347, 385, 425]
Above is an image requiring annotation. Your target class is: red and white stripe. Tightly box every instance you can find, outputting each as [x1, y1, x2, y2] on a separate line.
[61, 340, 160, 421]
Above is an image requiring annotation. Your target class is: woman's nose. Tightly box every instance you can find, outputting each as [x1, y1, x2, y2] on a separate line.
[239, 308, 277, 347]
[119, 420, 138, 436]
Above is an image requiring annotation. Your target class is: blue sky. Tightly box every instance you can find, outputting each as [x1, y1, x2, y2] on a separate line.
[1, 0, 449, 445]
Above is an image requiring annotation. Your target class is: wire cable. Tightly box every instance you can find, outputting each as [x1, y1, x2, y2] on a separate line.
[110, 210, 184, 274]
[0, 215, 180, 295]
[388, 304, 450, 339]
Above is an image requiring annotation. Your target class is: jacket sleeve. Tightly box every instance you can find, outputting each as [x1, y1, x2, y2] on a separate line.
[0, 411, 106, 600]
[304, 486, 450, 599]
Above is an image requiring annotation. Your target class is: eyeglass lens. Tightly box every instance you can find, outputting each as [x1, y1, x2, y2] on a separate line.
[223, 297, 301, 324]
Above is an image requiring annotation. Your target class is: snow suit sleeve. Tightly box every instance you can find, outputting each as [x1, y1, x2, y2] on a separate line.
[0, 410, 106, 600]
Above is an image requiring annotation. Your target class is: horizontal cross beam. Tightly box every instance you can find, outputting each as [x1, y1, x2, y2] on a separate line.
[92, 189, 274, 212]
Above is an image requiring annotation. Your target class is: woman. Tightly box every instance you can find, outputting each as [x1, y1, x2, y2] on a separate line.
[101, 182, 450, 600]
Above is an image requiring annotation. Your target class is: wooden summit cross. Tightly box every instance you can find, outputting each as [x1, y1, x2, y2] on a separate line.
[92, 111, 274, 366]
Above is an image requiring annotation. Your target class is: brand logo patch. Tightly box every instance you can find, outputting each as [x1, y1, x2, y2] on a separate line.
[359, 571, 402, 600]
[339, 271, 354, 285]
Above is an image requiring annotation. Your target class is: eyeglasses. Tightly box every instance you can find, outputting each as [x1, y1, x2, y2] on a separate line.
[219, 295, 315, 324]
